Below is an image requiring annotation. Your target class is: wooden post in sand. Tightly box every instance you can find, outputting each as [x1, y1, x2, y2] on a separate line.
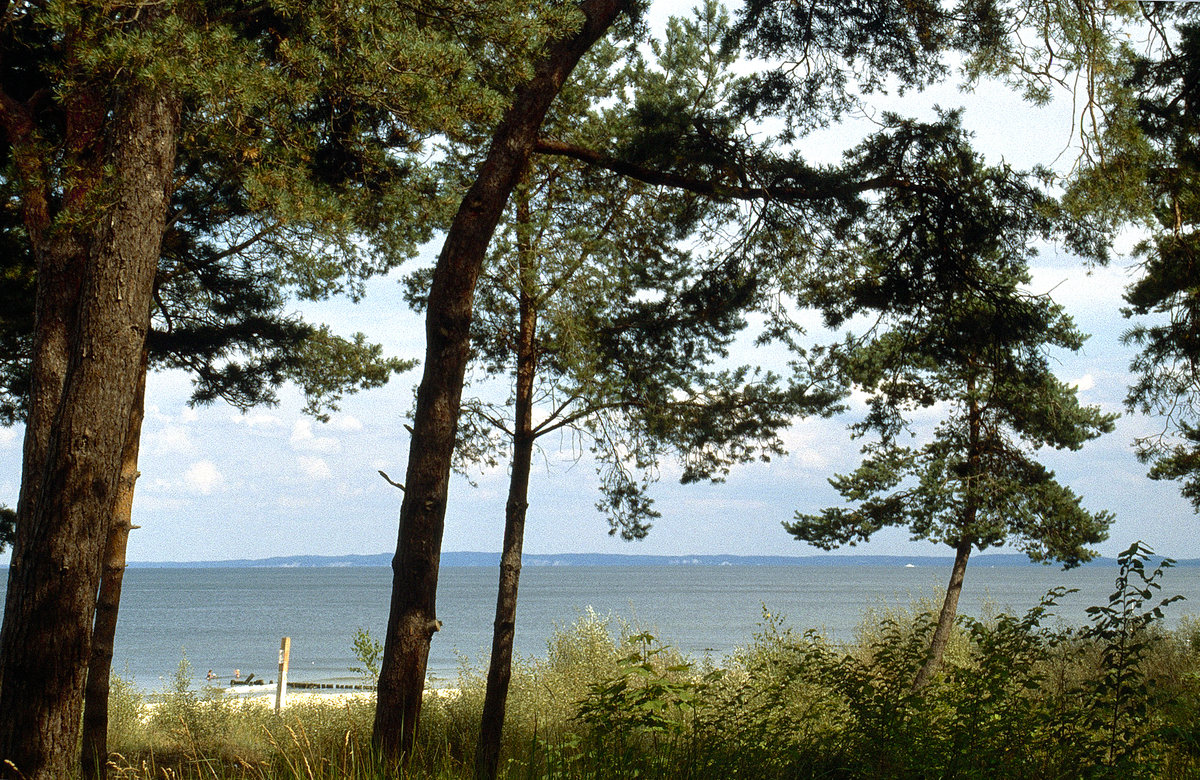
[275, 636, 291, 713]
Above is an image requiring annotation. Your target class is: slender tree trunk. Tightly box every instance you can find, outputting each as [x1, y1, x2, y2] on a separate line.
[0, 73, 178, 780]
[81, 349, 147, 779]
[475, 181, 538, 780]
[913, 376, 982, 691]
[912, 537, 972, 690]
[372, 0, 630, 765]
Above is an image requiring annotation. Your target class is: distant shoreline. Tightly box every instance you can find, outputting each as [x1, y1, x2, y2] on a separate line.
[54, 550, 1199, 569]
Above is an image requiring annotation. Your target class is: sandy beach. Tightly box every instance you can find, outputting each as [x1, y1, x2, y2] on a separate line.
[200, 685, 459, 709]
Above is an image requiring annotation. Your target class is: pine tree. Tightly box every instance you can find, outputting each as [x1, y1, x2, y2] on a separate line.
[377, 0, 1129, 761]
[1063, 5, 1200, 510]
[372, 0, 639, 763]
[0, 0, 523, 775]
[409, 12, 841, 775]
[786, 115, 1116, 687]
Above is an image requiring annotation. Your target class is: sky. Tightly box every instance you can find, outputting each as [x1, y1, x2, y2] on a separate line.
[1, 2, 1197, 564]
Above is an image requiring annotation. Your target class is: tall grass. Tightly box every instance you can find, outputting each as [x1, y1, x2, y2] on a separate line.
[102, 549, 1199, 779]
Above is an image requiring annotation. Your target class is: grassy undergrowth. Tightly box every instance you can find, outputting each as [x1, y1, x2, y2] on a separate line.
[104, 545, 1200, 779]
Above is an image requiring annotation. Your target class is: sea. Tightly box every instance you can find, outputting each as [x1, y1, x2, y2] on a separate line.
[1, 561, 1197, 693]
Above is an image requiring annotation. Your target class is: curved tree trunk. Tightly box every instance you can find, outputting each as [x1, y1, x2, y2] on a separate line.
[81, 349, 147, 779]
[913, 376, 982, 691]
[0, 67, 177, 780]
[475, 181, 537, 780]
[372, 0, 630, 766]
[912, 536, 972, 690]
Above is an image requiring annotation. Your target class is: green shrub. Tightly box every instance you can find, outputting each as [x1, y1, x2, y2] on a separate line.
[350, 627, 384, 686]
[1079, 542, 1187, 777]
[107, 668, 147, 755]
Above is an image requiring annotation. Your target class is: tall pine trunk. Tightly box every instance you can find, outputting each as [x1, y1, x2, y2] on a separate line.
[0, 73, 178, 780]
[81, 349, 147, 779]
[372, 0, 629, 764]
[475, 182, 538, 780]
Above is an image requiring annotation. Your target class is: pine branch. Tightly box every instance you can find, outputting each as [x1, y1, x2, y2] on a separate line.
[157, 224, 278, 285]
[378, 470, 405, 492]
[533, 138, 924, 202]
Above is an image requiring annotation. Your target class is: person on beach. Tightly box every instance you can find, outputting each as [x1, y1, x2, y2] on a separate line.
[234, 669, 241, 681]
[206, 669, 216, 682]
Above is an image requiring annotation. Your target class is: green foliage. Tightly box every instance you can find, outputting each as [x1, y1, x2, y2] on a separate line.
[440, 609, 627, 754]
[0, 197, 33, 425]
[112, 682, 387, 778]
[731, 0, 962, 133]
[151, 654, 230, 755]
[0, 504, 13, 553]
[573, 632, 704, 738]
[937, 589, 1074, 777]
[1056, 5, 1200, 510]
[683, 555, 1193, 780]
[349, 627, 384, 686]
[787, 113, 1115, 567]
[534, 629, 711, 779]
[693, 613, 840, 778]
[106, 669, 148, 755]
[0, 0, 580, 425]
[420, 0, 843, 542]
[1081, 542, 1186, 776]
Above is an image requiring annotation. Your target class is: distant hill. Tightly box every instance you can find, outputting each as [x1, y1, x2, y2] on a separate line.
[121, 551, 1200, 569]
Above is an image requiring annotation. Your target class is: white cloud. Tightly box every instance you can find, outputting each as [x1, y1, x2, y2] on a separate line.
[184, 461, 224, 495]
[0, 427, 16, 448]
[297, 455, 332, 480]
[277, 494, 316, 510]
[847, 388, 874, 410]
[289, 419, 341, 454]
[1026, 263, 1131, 317]
[180, 407, 200, 423]
[328, 414, 364, 432]
[336, 482, 366, 497]
[1072, 373, 1096, 392]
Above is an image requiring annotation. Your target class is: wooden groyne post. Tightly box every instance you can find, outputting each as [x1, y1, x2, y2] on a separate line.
[275, 636, 291, 713]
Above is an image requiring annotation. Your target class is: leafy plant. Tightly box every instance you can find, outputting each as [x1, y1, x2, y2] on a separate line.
[826, 613, 940, 775]
[106, 668, 147, 755]
[575, 633, 700, 736]
[1084, 541, 1185, 775]
[568, 632, 710, 777]
[152, 653, 222, 754]
[938, 588, 1074, 777]
[349, 628, 384, 686]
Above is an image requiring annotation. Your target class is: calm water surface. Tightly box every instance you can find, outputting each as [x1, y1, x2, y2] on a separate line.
[1, 564, 1197, 691]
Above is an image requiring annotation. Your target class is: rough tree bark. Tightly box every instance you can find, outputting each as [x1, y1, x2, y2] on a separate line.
[81, 348, 147, 779]
[474, 182, 537, 780]
[372, 0, 632, 765]
[0, 73, 179, 780]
